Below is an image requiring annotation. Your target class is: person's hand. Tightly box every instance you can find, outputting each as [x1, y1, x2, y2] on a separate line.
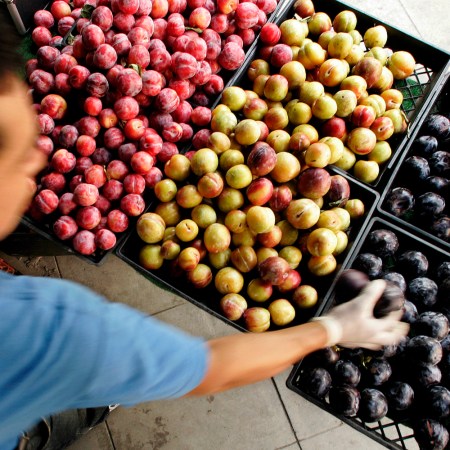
[311, 279, 409, 350]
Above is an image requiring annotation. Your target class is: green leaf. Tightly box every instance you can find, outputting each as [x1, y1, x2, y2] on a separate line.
[128, 64, 142, 76]
[80, 4, 95, 18]
[66, 33, 75, 45]
[294, 13, 310, 22]
[185, 26, 203, 34]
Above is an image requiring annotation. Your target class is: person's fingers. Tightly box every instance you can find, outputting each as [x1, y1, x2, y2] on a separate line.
[390, 321, 410, 337]
[375, 322, 410, 345]
[382, 309, 404, 322]
[378, 316, 410, 335]
[356, 279, 386, 312]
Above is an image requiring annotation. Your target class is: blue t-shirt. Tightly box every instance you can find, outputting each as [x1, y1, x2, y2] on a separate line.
[0, 271, 208, 450]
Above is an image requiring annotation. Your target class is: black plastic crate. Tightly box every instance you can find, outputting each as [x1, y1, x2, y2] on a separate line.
[20, 214, 130, 265]
[216, 0, 450, 190]
[115, 168, 379, 332]
[378, 70, 450, 255]
[287, 216, 450, 450]
[271, 0, 450, 123]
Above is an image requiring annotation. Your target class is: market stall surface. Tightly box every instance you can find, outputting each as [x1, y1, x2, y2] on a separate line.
[2, 0, 449, 448]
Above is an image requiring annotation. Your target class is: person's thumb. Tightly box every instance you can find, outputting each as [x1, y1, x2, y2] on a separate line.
[356, 279, 386, 314]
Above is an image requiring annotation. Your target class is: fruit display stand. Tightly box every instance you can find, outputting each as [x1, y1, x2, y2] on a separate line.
[231, 0, 450, 190]
[116, 168, 379, 332]
[287, 217, 450, 450]
[378, 67, 450, 253]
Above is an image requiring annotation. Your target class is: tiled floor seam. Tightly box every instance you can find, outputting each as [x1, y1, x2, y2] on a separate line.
[152, 302, 187, 317]
[270, 378, 302, 450]
[52, 256, 62, 278]
[298, 422, 343, 444]
[105, 420, 117, 450]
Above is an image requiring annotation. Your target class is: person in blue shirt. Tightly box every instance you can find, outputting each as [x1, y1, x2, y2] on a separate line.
[0, 9, 409, 450]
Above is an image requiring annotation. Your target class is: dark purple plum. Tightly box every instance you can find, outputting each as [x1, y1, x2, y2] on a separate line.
[358, 388, 388, 422]
[438, 306, 450, 327]
[352, 253, 383, 279]
[412, 135, 439, 157]
[424, 176, 449, 196]
[415, 192, 446, 217]
[426, 385, 450, 419]
[376, 344, 398, 358]
[435, 262, 450, 282]
[408, 277, 439, 309]
[384, 381, 414, 410]
[429, 151, 450, 177]
[364, 357, 392, 386]
[406, 335, 442, 365]
[397, 335, 410, 352]
[366, 229, 399, 258]
[334, 269, 369, 304]
[333, 359, 361, 387]
[325, 175, 350, 208]
[305, 347, 340, 368]
[414, 312, 449, 341]
[374, 281, 405, 318]
[397, 250, 429, 279]
[431, 216, 450, 241]
[339, 347, 365, 365]
[401, 299, 419, 324]
[412, 363, 442, 388]
[384, 187, 415, 218]
[301, 367, 332, 399]
[382, 272, 407, 292]
[329, 385, 360, 417]
[424, 114, 450, 141]
[414, 419, 449, 450]
[401, 155, 430, 182]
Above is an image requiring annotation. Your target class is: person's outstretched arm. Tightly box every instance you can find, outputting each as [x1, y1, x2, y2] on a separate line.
[189, 321, 328, 395]
[189, 280, 409, 395]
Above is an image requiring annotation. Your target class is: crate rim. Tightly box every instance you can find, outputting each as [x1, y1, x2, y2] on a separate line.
[272, 0, 450, 59]
[317, 214, 450, 319]
[376, 65, 450, 256]
[285, 366, 413, 450]
[20, 215, 125, 266]
[114, 235, 249, 332]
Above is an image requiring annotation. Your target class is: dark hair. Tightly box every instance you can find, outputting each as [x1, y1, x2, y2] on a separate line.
[0, 7, 24, 78]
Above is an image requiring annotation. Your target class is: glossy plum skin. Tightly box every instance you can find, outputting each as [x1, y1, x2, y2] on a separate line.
[351, 253, 383, 279]
[329, 385, 360, 417]
[414, 419, 449, 450]
[358, 389, 388, 422]
[332, 360, 361, 386]
[383, 105, 450, 246]
[301, 367, 332, 399]
[385, 382, 414, 411]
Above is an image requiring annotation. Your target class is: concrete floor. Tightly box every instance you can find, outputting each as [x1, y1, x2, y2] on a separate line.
[3, 0, 450, 449]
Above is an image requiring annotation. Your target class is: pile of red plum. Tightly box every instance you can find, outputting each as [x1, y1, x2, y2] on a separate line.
[26, 0, 278, 256]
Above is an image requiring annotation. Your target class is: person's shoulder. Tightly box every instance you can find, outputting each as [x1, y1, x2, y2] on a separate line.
[0, 271, 105, 310]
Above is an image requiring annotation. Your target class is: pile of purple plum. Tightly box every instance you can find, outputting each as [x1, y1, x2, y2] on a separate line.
[297, 224, 450, 450]
[384, 112, 449, 243]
